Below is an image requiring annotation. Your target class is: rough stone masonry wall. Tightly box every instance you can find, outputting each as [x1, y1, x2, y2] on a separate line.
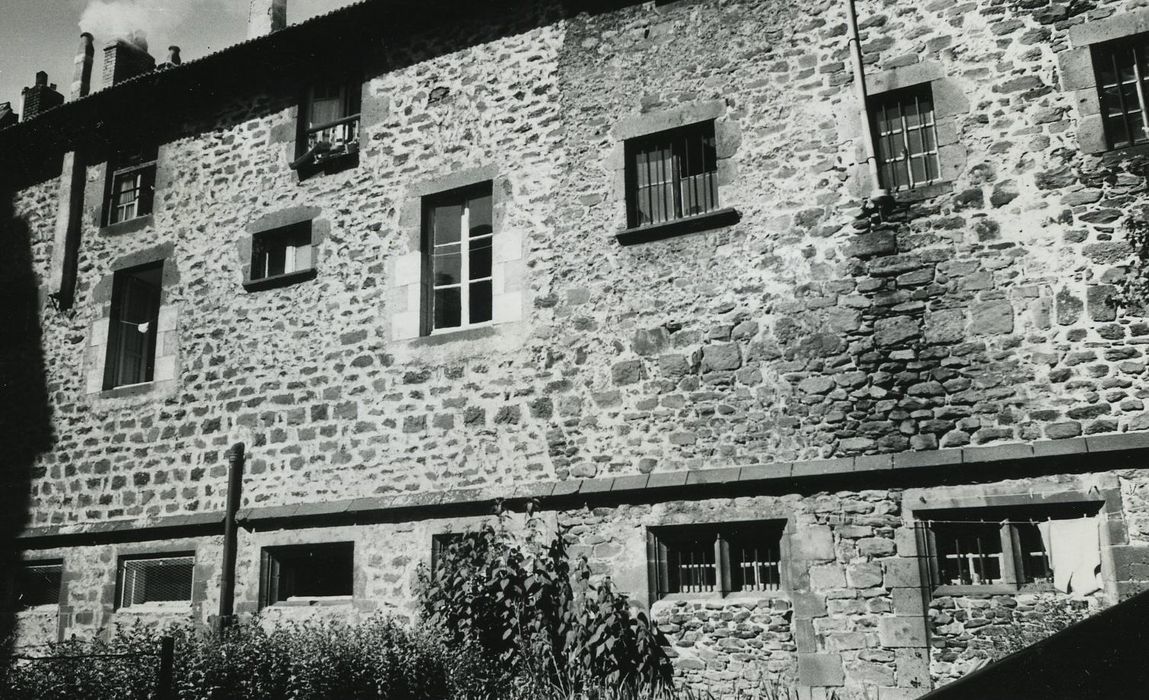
[7, 0, 1149, 694]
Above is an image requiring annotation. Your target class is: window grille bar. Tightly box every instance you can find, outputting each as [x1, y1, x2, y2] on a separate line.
[1133, 45, 1149, 145]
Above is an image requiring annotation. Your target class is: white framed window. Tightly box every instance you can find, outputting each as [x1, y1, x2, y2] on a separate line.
[251, 222, 313, 281]
[297, 78, 361, 166]
[422, 182, 494, 333]
[104, 147, 157, 225]
[116, 554, 194, 609]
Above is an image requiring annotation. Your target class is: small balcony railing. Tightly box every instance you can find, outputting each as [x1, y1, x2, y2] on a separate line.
[306, 114, 360, 161]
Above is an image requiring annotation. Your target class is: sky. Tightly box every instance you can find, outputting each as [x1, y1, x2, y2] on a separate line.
[0, 0, 361, 113]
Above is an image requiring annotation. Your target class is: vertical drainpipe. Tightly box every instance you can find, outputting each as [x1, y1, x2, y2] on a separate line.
[217, 443, 245, 632]
[845, 0, 888, 203]
[48, 33, 95, 310]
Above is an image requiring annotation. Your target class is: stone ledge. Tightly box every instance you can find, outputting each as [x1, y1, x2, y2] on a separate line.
[16, 436, 1149, 543]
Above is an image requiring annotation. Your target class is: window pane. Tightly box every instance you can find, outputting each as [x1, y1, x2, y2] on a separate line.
[121, 556, 194, 607]
[108, 263, 161, 388]
[17, 564, 62, 608]
[433, 247, 462, 287]
[265, 246, 286, 277]
[434, 287, 462, 329]
[310, 93, 344, 127]
[933, 523, 1003, 586]
[470, 237, 492, 280]
[469, 280, 493, 324]
[278, 546, 353, 599]
[468, 193, 492, 237]
[433, 203, 462, 245]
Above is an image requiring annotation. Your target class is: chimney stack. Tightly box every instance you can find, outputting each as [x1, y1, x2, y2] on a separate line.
[159, 46, 182, 70]
[247, 0, 287, 39]
[21, 71, 64, 120]
[0, 102, 17, 129]
[103, 33, 155, 88]
[71, 33, 95, 100]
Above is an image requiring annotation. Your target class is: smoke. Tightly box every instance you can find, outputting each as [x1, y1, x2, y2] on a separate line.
[78, 0, 228, 46]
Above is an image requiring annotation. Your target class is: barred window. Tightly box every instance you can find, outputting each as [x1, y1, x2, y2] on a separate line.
[919, 503, 1101, 593]
[625, 121, 719, 228]
[104, 261, 162, 390]
[260, 543, 354, 607]
[117, 555, 194, 608]
[648, 521, 783, 601]
[17, 561, 63, 608]
[422, 183, 494, 332]
[252, 222, 313, 281]
[104, 146, 156, 225]
[869, 84, 941, 192]
[1092, 35, 1149, 150]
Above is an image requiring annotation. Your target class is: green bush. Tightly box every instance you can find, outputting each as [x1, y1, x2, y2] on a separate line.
[418, 515, 673, 698]
[2, 617, 450, 700]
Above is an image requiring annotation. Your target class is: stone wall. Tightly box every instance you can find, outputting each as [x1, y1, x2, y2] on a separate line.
[7, 0, 1149, 696]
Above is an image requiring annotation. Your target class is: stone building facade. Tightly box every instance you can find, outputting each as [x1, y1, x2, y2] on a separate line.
[5, 0, 1149, 697]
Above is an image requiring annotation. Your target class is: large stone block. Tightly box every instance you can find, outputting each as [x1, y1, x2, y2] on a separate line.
[877, 617, 927, 648]
[798, 653, 845, 687]
[792, 525, 836, 563]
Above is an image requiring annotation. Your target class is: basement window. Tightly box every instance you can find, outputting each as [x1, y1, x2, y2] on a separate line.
[17, 561, 63, 609]
[422, 182, 494, 333]
[103, 261, 162, 390]
[869, 83, 942, 192]
[1092, 34, 1149, 150]
[430, 532, 468, 575]
[647, 521, 784, 602]
[104, 146, 157, 226]
[294, 78, 361, 173]
[919, 503, 1103, 595]
[117, 554, 194, 609]
[625, 121, 720, 228]
[244, 221, 316, 291]
[259, 543, 354, 607]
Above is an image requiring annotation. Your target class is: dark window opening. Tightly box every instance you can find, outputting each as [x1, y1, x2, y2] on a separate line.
[422, 183, 494, 333]
[104, 261, 162, 390]
[260, 543, 354, 607]
[430, 532, 468, 574]
[296, 78, 362, 167]
[625, 121, 719, 228]
[1092, 34, 1149, 150]
[104, 146, 157, 225]
[117, 555, 194, 608]
[868, 84, 941, 192]
[648, 521, 784, 601]
[919, 502, 1103, 592]
[16, 562, 63, 608]
[252, 222, 313, 281]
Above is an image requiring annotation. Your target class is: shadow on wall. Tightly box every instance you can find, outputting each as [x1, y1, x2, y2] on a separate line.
[0, 188, 53, 659]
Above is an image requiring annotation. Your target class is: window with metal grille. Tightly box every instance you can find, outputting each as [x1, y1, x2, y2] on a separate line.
[16, 561, 63, 608]
[648, 521, 784, 601]
[625, 121, 719, 228]
[117, 555, 194, 608]
[422, 183, 494, 333]
[430, 532, 468, 575]
[869, 84, 942, 192]
[918, 503, 1101, 592]
[103, 261, 162, 390]
[259, 543, 354, 607]
[104, 147, 156, 225]
[251, 222, 313, 281]
[1093, 35, 1149, 149]
[299, 79, 361, 164]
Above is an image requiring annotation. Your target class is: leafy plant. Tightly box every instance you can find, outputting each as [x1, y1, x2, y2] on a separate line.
[418, 514, 672, 699]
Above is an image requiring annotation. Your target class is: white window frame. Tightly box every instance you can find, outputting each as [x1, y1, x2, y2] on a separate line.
[425, 185, 495, 334]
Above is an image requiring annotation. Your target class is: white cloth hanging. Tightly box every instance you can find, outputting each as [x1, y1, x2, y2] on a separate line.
[1037, 516, 1102, 596]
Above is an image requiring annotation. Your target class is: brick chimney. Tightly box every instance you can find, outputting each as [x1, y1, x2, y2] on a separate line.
[248, 0, 287, 39]
[21, 71, 64, 120]
[103, 32, 156, 88]
[0, 102, 17, 129]
[71, 33, 95, 99]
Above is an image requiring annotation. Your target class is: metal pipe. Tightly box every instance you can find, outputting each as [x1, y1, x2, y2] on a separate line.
[217, 442, 245, 632]
[846, 0, 888, 202]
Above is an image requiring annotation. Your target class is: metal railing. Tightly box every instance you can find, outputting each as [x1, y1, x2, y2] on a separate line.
[306, 114, 360, 157]
[9, 636, 175, 699]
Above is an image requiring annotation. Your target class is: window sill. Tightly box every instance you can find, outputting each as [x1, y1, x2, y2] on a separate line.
[654, 590, 788, 603]
[242, 268, 317, 292]
[268, 596, 353, 608]
[932, 584, 1021, 597]
[115, 602, 193, 613]
[889, 182, 953, 203]
[295, 148, 359, 180]
[100, 214, 153, 236]
[411, 324, 497, 348]
[100, 381, 156, 400]
[1099, 143, 1149, 164]
[615, 207, 740, 246]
